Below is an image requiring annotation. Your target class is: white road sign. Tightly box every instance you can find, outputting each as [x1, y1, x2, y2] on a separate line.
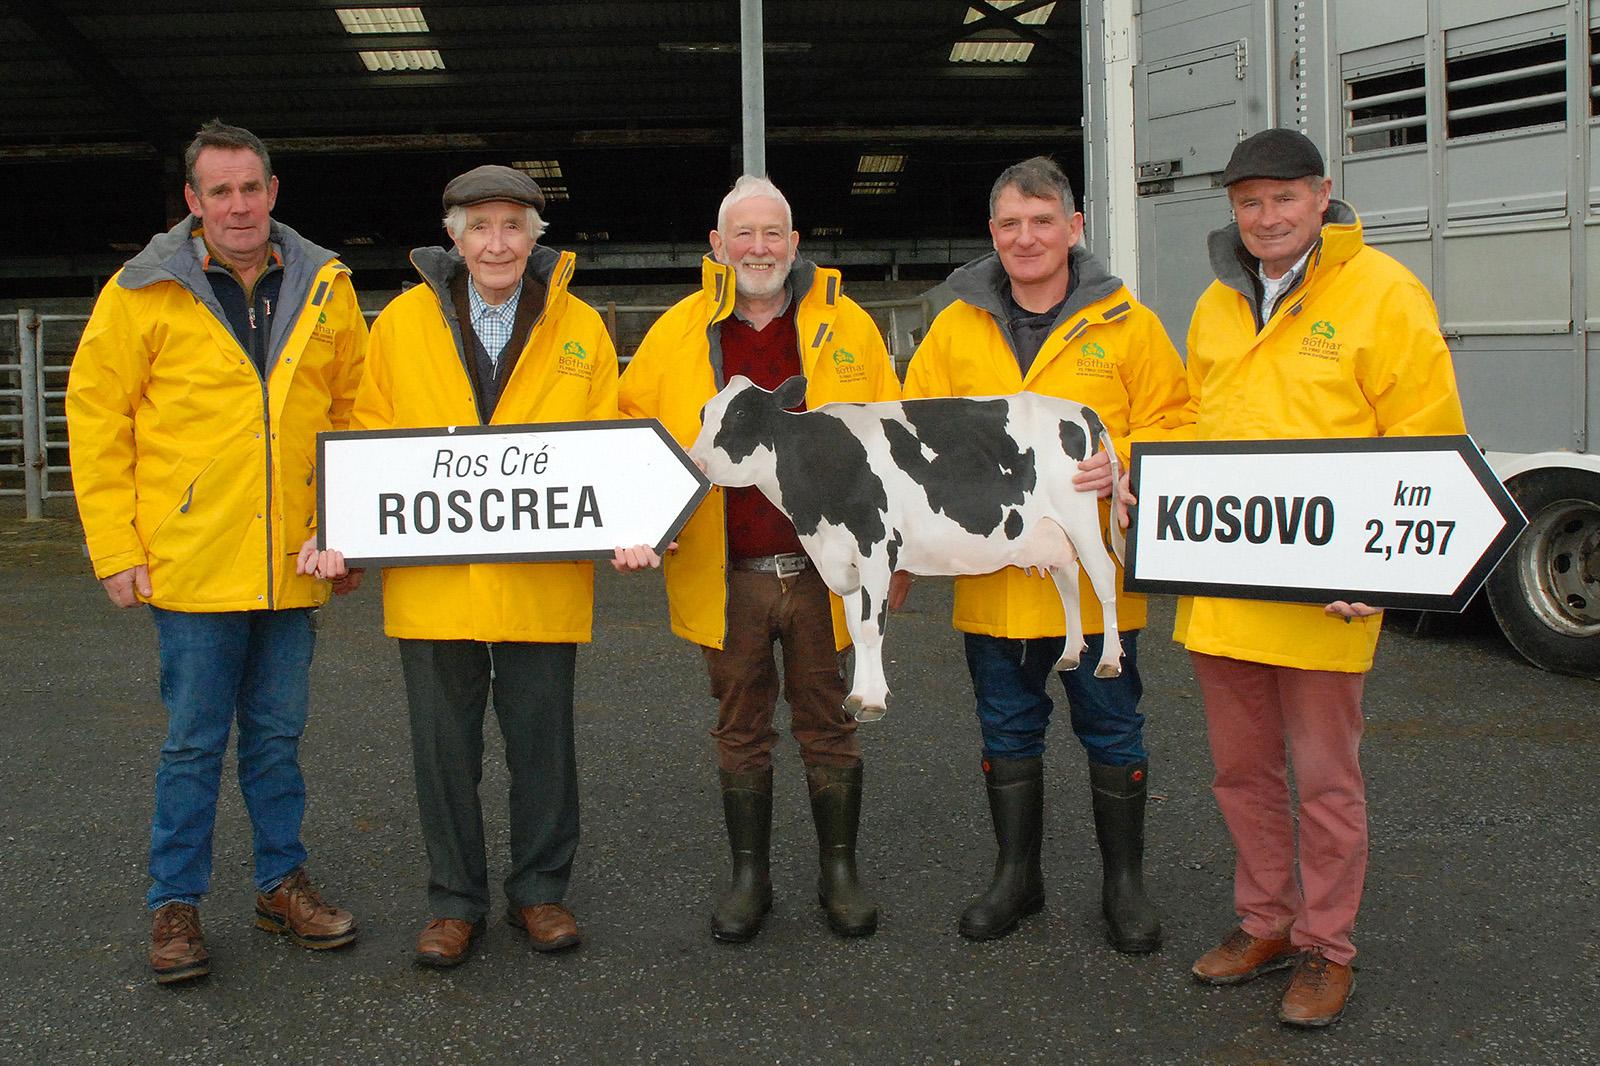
[1124, 436, 1526, 611]
[317, 419, 709, 567]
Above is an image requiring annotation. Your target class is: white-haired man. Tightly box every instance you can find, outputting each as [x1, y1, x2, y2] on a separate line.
[316, 164, 617, 968]
[614, 176, 900, 942]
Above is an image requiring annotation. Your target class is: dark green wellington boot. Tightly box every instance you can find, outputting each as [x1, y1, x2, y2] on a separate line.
[710, 766, 773, 943]
[958, 756, 1045, 940]
[805, 762, 879, 937]
[1089, 759, 1162, 953]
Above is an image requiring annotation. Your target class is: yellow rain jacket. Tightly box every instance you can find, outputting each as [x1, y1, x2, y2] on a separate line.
[904, 245, 1190, 638]
[1176, 200, 1466, 672]
[67, 218, 367, 612]
[353, 245, 618, 643]
[618, 256, 901, 650]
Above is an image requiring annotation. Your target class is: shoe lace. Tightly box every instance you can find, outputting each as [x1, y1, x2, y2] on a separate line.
[156, 905, 201, 941]
[1295, 953, 1332, 991]
[1221, 927, 1256, 956]
[284, 869, 334, 915]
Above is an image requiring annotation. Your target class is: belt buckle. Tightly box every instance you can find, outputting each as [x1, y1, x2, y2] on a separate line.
[773, 553, 806, 580]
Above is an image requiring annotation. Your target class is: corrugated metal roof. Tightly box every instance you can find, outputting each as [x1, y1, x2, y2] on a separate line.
[1, 0, 1084, 286]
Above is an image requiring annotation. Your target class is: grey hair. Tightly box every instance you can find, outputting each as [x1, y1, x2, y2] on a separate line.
[443, 204, 548, 240]
[184, 119, 272, 189]
[988, 156, 1076, 218]
[716, 175, 793, 233]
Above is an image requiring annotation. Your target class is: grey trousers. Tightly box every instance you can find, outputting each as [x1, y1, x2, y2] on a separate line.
[398, 639, 579, 921]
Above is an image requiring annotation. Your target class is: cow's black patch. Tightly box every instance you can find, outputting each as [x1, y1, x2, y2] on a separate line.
[1059, 420, 1087, 461]
[860, 587, 873, 622]
[771, 410, 889, 557]
[883, 398, 1037, 536]
[1005, 509, 1024, 540]
[1081, 405, 1108, 455]
[711, 385, 780, 464]
[885, 529, 903, 573]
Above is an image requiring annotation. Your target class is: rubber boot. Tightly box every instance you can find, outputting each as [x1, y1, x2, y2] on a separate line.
[806, 762, 879, 937]
[959, 755, 1045, 940]
[1089, 759, 1162, 954]
[710, 766, 773, 943]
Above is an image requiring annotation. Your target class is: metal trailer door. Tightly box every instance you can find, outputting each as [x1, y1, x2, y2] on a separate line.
[1128, 0, 1270, 345]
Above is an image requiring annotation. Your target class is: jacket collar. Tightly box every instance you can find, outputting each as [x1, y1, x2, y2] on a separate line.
[1207, 198, 1363, 305]
[410, 243, 567, 323]
[945, 243, 1124, 327]
[699, 254, 826, 322]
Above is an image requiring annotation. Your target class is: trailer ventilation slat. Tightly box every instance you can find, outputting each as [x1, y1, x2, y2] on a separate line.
[1445, 38, 1566, 139]
[1345, 65, 1426, 154]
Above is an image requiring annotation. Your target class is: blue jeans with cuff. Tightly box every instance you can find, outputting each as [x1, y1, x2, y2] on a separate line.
[964, 630, 1145, 765]
[146, 607, 314, 910]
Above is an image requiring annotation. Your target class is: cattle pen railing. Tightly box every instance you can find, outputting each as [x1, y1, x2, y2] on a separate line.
[1, 296, 930, 519]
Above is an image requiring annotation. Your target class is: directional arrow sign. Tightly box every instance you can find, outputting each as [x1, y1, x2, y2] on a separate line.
[317, 419, 709, 567]
[1123, 436, 1526, 611]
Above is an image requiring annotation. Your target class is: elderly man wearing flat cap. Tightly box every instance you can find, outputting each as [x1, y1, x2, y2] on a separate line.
[316, 164, 617, 967]
[1152, 129, 1465, 1026]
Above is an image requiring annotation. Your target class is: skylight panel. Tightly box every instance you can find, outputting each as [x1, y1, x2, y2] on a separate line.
[357, 49, 445, 72]
[337, 7, 430, 34]
[949, 1, 1055, 63]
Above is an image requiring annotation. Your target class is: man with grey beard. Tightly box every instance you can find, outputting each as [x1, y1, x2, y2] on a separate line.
[614, 175, 900, 942]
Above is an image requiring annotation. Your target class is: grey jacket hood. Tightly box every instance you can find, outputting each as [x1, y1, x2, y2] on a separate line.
[116, 215, 343, 367]
[946, 243, 1124, 357]
[1206, 198, 1359, 309]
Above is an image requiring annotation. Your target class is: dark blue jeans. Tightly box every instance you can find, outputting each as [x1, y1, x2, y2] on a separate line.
[964, 630, 1145, 765]
[147, 607, 314, 909]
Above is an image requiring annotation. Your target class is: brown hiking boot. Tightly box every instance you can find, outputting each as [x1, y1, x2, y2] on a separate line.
[1192, 926, 1299, 985]
[254, 868, 357, 949]
[1279, 950, 1355, 1028]
[150, 902, 210, 985]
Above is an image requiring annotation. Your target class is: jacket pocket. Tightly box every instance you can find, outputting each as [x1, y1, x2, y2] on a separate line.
[141, 454, 217, 548]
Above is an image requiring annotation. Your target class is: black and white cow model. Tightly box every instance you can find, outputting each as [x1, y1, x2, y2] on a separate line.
[690, 374, 1124, 722]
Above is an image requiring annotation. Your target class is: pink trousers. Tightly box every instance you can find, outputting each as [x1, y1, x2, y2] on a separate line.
[1190, 652, 1368, 965]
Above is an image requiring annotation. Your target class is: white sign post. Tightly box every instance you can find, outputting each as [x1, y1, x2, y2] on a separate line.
[1124, 436, 1526, 611]
[317, 419, 709, 566]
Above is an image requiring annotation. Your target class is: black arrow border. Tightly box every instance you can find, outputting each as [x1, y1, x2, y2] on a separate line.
[1123, 435, 1528, 612]
[315, 418, 711, 567]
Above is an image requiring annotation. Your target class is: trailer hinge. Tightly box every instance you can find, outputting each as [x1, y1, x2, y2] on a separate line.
[1235, 38, 1248, 80]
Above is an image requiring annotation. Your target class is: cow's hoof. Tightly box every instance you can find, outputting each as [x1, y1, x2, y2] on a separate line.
[1094, 663, 1122, 679]
[844, 695, 887, 723]
[1053, 658, 1080, 672]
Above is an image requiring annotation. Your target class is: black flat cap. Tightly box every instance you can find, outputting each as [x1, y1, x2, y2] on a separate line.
[1221, 128, 1325, 186]
[442, 164, 545, 212]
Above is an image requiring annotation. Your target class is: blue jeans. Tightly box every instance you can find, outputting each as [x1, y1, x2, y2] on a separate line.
[147, 607, 314, 909]
[964, 630, 1145, 765]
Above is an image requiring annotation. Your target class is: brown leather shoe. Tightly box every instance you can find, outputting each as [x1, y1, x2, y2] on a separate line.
[415, 917, 485, 968]
[254, 868, 357, 949]
[1192, 926, 1300, 985]
[1279, 950, 1355, 1028]
[507, 902, 581, 952]
[150, 902, 210, 985]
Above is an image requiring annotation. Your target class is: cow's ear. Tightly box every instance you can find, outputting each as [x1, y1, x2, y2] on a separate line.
[772, 375, 807, 411]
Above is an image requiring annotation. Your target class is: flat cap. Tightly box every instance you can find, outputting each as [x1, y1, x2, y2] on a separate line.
[1221, 128, 1325, 186]
[442, 164, 545, 212]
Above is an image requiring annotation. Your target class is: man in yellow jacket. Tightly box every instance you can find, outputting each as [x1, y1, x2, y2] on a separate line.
[900, 157, 1188, 952]
[66, 121, 365, 984]
[615, 176, 900, 942]
[1174, 129, 1466, 1028]
[319, 165, 618, 968]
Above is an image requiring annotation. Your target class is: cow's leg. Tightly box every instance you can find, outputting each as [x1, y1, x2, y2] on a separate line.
[838, 558, 893, 722]
[1022, 518, 1087, 672]
[1074, 530, 1124, 679]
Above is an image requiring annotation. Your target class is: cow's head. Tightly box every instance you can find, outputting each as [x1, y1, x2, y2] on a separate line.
[690, 374, 806, 487]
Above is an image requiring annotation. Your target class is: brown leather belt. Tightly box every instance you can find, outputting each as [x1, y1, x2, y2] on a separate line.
[731, 553, 811, 578]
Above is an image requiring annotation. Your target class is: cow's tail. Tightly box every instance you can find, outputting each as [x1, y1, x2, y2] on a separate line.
[1101, 429, 1126, 565]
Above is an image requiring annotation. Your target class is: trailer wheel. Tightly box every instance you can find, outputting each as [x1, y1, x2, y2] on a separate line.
[1485, 468, 1600, 680]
